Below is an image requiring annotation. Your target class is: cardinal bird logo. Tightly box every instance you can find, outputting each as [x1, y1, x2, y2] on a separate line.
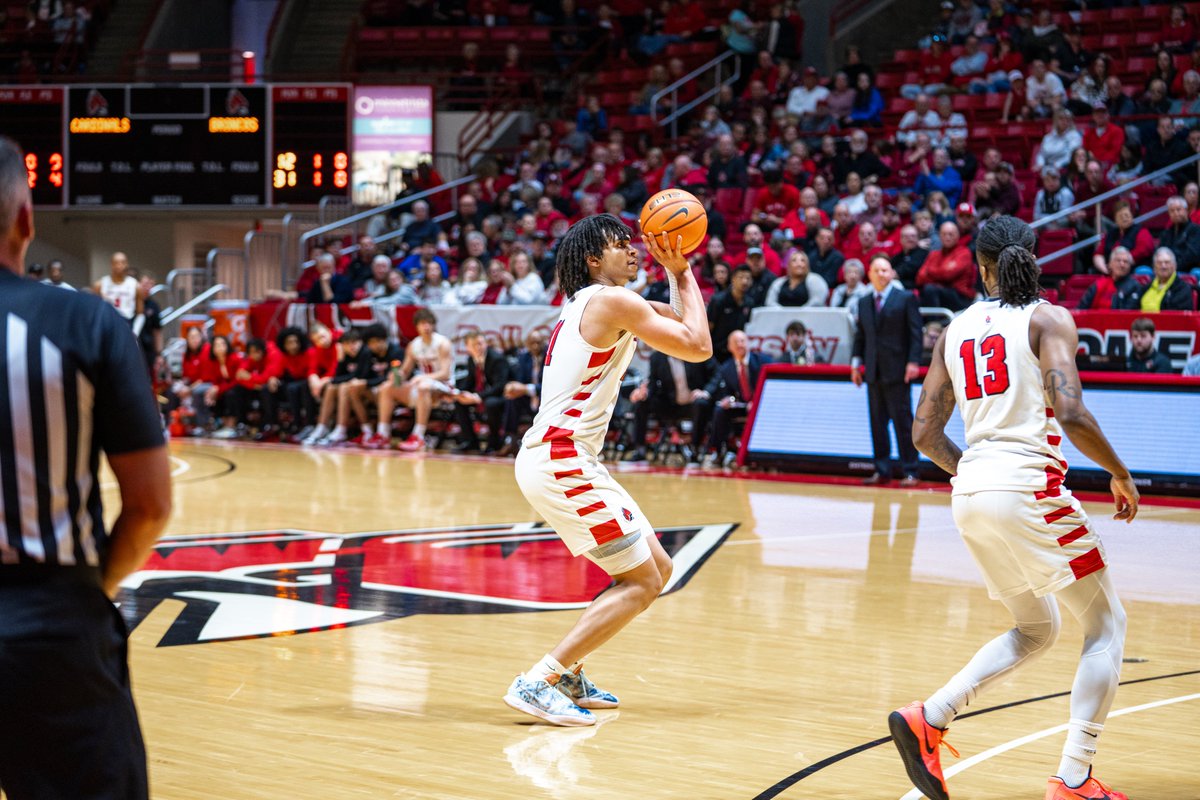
[225, 89, 251, 115]
[116, 522, 735, 646]
[86, 88, 108, 116]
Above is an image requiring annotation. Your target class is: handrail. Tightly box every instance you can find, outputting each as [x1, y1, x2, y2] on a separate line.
[650, 49, 741, 139]
[161, 284, 227, 326]
[296, 174, 477, 273]
[1030, 152, 1200, 231]
[1035, 204, 1171, 267]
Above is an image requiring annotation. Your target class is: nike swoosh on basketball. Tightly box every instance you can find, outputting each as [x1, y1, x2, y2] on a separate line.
[662, 207, 690, 227]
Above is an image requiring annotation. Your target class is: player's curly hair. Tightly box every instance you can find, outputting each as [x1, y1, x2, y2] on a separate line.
[556, 213, 633, 299]
[975, 215, 1040, 308]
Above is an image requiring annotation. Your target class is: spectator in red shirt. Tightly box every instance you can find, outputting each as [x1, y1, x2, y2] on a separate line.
[228, 337, 285, 436]
[1157, 3, 1197, 54]
[751, 168, 801, 233]
[843, 221, 898, 267]
[832, 203, 859, 253]
[534, 196, 567, 234]
[917, 221, 976, 310]
[170, 326, 211, 434]
[745, 50, 780, 95]
[878, 204, 905, 246]
[665, 0, 709, 39]
[203, 335, 243, 438]
[902, 36, 953, 98]
[1083, 104, 1125, 168]
[275, 327, 312, 438]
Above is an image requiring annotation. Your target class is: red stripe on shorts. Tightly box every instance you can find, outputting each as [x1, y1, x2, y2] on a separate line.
[564, 483, 593, 499]
[588, 348, 616, 368]
[1043, 505, 1075, 525]
[564, 408, 582, 417]
[1057, 524, 1090, 547]
[1047, 434, 1062, 446]
[572, 392, 591, 401]
[1045, 407, 1055, 418]
[576, 500, 606, 517]
[581, 374, 601, 386]
[554, 468, 583, 480]
[589, 519, 624, 545]
[1035, 466, 1065, 500]
[1069, 547, 1106, 580]
[543, 426, 578, 460]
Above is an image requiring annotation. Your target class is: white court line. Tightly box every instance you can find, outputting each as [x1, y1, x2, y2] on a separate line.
[723, 525, 960, 546]
[898, 692, 1200, 800]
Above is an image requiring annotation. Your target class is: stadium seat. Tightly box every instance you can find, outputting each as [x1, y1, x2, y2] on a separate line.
[1037, 229, 1076, 277]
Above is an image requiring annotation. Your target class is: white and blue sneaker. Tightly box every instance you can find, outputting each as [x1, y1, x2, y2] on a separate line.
[503, 675, 596, 727]
[555, 670, 620, 709]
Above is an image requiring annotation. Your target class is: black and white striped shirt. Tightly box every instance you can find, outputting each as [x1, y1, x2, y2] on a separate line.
[0, 269, 163, 569]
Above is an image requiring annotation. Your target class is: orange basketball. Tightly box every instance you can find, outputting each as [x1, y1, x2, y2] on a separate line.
[639, 189, 708, 255]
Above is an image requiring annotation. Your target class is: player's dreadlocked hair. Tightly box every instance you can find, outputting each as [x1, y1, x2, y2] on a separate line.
[555, 213, 633, 299]
[975, 215, 1040, 307]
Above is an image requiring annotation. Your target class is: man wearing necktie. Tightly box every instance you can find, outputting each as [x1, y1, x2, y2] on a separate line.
[692, 330, 772, 466]
[852, 255, 923, 486]
[500, 330, 547, 456]
[627, 350, 716, 462]
[453, 331, 511, 453]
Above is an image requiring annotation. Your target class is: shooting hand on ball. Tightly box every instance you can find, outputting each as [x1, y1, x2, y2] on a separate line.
[645, 231, 689, 277]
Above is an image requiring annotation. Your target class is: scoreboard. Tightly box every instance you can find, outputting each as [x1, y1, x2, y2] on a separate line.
[0, 83, 352, 208]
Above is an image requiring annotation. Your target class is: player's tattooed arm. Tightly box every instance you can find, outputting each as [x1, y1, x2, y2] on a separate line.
[1043, 368, 1080, 404]
[912, 332, 962, 475]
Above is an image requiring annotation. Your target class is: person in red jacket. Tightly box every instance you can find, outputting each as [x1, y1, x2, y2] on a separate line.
[274, 327, 311, 439]
[167, 326, 211, 434]
[1082, 104, 1124, 168]
[751, 168, 801, 233]
[228, 337, 285, 437]
[202, 335, 243, 438]
[299, 323, 339, 440]
[917, 221, 976, 310]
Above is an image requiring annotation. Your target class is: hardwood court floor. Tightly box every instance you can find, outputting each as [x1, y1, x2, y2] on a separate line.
[111, 442, 1199, 800]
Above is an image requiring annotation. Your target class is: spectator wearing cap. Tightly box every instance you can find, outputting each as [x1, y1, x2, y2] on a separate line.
[1083, 104, 1125, 168]
[1158, 196, 1200, 271]
[917, 221, 975, 311]
[1034, 109, 1083, 170]
[807, 226, 846, 287]
[914, 148, 964, 207]
[990, 163, 1022, 217]
[1026, 59, 1065, 117]
[1001, 70, 1030, 122]
[786, 67, 830, 120]
[766, 250, 830, 307]
[951, 35, 988, 89]
[741, 247, 778, 306]
[954, 204, 980, 248]
[1127, 318, 1174, 373]
[752, 168, 801, 233]
[1034, 167, 1075, 227]
[1077, 247, 1142, 310]
[1094, 201, 1155, 273]
[740, 223, 783, 275]
[878, 203, 904, 246]
[892, 224, 929, 288]
[897, 94, 941, 148]
[902, 35, 952, 98]
[1141, 247, 1197, 311]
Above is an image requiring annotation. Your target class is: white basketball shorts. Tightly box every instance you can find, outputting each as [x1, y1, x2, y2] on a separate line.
[951, 488, 1108, 600]
[515, 444, 653, 575]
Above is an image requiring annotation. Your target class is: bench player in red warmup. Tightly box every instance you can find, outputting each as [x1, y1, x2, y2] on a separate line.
[503, 213, 712, 726]
[891, 216, 1139, 800]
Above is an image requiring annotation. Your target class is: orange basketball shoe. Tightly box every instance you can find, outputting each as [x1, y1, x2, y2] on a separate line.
[1044, 772, 1129, 800]
[888, 701, 959, 800]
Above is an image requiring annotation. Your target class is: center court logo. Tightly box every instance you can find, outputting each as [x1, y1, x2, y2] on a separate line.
[117, 522, 735, 646]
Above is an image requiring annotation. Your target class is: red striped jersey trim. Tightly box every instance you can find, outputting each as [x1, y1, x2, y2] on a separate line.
[1057, 524, 1090, 547]
[588, 348, 616, 368]
[564, 483, 594, 499]
[589, 519, 625, 545]
[1045, 407, 1055, 418]
[576, 500, 606, 517]
[1044, 505, 1075, 525]
[1069, 547, 1106, 580]
[581, 374, 601, 386]
[1047, 434, 1062, 446]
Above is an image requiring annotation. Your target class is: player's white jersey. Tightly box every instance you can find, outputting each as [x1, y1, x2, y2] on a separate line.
[409, 332, 449, 375]
[943, 298, 1067, 495]
[522, 284, 637, 459]
[99, 275, 138, 320]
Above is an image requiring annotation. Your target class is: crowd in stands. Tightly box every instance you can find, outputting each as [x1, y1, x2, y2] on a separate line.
[1, 0, 99, 80]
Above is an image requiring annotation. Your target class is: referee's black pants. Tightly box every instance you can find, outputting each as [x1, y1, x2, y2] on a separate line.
[0, 570, 148, 800]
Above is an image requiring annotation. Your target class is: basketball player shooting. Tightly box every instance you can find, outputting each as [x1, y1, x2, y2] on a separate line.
[889, 216, 1139, 800]
[504, 213, 712, 726]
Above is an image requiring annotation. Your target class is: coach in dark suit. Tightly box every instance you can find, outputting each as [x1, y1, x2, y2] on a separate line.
[453, 331, 511, 453]
[852, 255, 923, 486]
[499, 330, 547, 455]
[693, 330, 771, 464]
[629, 350, 715, 461]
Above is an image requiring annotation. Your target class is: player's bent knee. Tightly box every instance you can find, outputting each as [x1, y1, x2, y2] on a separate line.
[1019, 614, 1060, 654]
[585, 531, 653, 580]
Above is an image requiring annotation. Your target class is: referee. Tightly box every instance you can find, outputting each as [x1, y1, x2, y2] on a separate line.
[0, 137, 171, 798]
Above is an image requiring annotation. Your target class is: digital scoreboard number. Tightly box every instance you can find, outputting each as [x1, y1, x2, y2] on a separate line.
[0, 87, 65, 207]
[0, 82, 357, 208]
[271, 84, 351, 205]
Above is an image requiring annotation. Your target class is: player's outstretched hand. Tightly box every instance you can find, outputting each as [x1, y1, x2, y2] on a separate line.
[1110, 473, 1139, 522]
[645, 231, 689, 276]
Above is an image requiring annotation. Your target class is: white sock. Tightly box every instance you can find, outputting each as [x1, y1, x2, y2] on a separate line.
[1058, 719, 1103, 788]
[377, 422, 391, 438]
[924, 677, 974, 729]
[412, 423, 426, 439]
[526, 653, 568, 684]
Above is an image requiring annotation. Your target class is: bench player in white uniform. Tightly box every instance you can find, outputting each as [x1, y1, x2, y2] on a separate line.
[503, 214, 712, 726]
[890, 216, 1139, 800]
[94, 251, 141, 323]
[375, 307, 454, 452]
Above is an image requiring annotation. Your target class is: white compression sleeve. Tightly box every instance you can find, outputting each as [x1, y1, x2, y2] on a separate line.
[668, 272, 683, 317]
